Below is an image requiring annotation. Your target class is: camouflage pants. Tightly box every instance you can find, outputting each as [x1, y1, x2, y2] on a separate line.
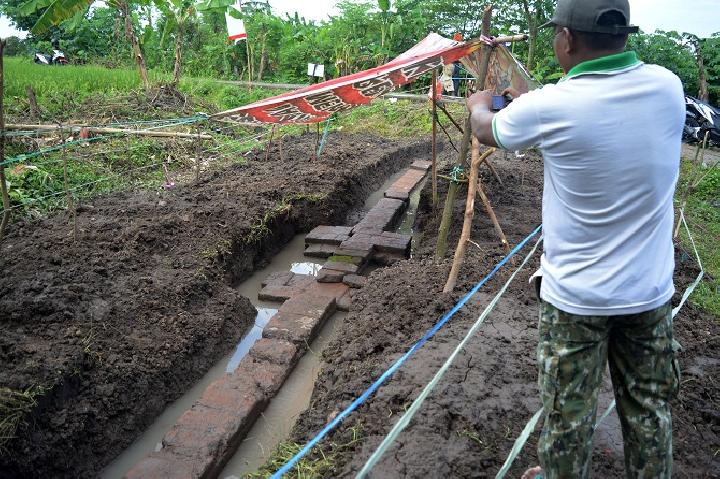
[537, 299, 680, 479]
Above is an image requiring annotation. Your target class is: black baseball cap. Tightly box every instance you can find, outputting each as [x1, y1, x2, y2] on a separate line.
[541, 0, 640, 34]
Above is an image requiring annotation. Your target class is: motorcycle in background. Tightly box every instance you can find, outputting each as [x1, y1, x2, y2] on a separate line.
[33, 49, 68, 65]
[683, 96, 720, 147]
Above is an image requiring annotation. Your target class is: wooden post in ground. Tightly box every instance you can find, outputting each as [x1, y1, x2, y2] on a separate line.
[477, 176, 509, 253]
[0, 38, 10, 242]
[435, 5, 493, 260]
[443, 139, 496, 292]
[264, 125, 276, 162]
[432, 68, 438, 208]
[195, 124, 202, 184]
[27, 86, 40, 120]
[59, 125, 77, 241]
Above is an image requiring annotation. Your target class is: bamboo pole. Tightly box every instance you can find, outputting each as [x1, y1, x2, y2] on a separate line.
[5, 123, 212, 140]
[481, 155, 503, 185]
[443, 140, 496, 292]
[493, 34, 529, 43]
[436, 101, 464, 134]
[432, 68, 438, 208]
[0, 39, 9, 242]
[436, 5, 493, 260]
[477, 176, 510, 253]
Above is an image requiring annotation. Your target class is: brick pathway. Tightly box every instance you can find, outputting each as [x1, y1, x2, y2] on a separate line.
[125, 161, 430, 478]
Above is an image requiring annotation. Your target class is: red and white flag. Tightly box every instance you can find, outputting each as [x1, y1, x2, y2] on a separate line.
[225, 1, 247, 41]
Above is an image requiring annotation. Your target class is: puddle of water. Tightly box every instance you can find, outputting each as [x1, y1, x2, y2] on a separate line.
[290, 262, 322, 276]
[397, 176, 428, 239]
[226, 308, 278, 373]
[220, 312, 346, 478]
[101, 234, 319, 479]
[363, 168, 408, 211]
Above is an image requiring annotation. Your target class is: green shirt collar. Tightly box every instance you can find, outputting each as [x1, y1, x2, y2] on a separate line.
[561, 51, 642, 82]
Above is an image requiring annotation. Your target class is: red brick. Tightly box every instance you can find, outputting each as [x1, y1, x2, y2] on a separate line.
[281, 294, 335, 319]
[305, 225, 353, 245]
[262, 310, 322, 345]
[233, 357, 289, 395]
[249, 338, 299, 366]
[308, 281, 350, 301]
[304, 243, 337, 258]
[411, 160, 432, 171]
[322, 261, 359, 274]
[316, 268, 345, 283]
[195, 375, 260, 412]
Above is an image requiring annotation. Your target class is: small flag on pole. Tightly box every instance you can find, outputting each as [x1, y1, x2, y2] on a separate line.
[226, 0, 247, 41]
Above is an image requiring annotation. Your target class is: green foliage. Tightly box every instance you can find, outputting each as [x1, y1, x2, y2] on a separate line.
[247, 421, 364, 479]
[677, 154, 720, 318]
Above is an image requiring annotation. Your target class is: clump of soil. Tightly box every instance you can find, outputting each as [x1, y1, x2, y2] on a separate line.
[0, 133, 429, 478]
[284, 146, 720, 477]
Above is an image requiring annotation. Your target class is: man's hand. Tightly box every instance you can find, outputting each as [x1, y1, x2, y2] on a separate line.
[501, 87, 522, 100]
[466, 90, 493, 113]
[466, 90, 498, 147]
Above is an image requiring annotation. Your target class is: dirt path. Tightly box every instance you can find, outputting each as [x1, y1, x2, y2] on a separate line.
[282, 147, 720, 478]
[0, 134, 429, 478]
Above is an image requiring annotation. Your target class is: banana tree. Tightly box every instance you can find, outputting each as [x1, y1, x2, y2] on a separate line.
[156, 0, 198, 85]
[20, 0, 152, 89]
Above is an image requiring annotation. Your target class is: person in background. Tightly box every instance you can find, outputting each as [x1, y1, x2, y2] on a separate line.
[466, 0, 684, 477]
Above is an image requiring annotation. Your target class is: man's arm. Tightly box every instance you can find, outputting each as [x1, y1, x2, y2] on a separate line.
[467, 91, 498, 147]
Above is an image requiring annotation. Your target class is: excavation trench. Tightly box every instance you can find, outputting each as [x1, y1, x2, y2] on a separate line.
[102, 149, 431, 479]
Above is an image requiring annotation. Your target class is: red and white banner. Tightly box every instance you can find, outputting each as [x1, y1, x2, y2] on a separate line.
[211, 33, 481, 125]
[225, 1, 247, 41]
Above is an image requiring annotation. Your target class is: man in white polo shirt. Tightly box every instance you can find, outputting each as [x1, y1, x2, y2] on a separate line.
[467, 0, 684, 477]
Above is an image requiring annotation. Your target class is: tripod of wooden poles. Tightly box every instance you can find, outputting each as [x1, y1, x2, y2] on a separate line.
[426, 5, 524, 293]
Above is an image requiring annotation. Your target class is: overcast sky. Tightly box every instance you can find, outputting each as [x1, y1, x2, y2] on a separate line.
[2, 0, 719, 39]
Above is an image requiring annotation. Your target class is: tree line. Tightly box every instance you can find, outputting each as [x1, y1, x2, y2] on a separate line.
[2, 0, 719, 103]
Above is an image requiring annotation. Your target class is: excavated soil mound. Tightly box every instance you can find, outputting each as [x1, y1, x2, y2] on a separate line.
[286, 147, 720, 478]
[0, 133, 429, 478]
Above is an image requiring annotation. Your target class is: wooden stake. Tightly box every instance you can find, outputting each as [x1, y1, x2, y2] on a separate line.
[436, 101, 464, 134]
[195, 124, 202, 184]
[27, 86, 40, 120]
[0, 38, 10, 242]
[436, 5, 493, 260]
[481, 156, 503, 185]
[477, 176, 510, 253]
[59, 126, 77, 241]
[432, 68, 438, 208]
[443, 140, 496, 292]
[264, 125, 276, 162]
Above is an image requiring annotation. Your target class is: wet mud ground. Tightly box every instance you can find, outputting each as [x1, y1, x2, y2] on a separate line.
[285, 147, 720, 478]
[0, 133, 429, 478]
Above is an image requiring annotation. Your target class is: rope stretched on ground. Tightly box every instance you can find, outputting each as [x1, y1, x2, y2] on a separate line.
[357, 235, 544, 477]
[270, 224, 543, 478]
[494, 210, 704, 479]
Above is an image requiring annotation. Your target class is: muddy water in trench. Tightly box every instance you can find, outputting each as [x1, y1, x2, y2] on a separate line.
[100, 235, 322, 479]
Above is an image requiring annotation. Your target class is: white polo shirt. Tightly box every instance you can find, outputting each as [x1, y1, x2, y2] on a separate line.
[493, 51, 685, 315]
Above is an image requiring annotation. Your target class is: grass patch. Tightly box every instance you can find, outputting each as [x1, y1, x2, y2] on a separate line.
[336, 99, 465, 139]
[246, 422, 363, 478]
[677, 146, 720, 318]
[0, 386, 48, 454]
[327, 255, 363, 265]
[242, 193, 328, 245]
